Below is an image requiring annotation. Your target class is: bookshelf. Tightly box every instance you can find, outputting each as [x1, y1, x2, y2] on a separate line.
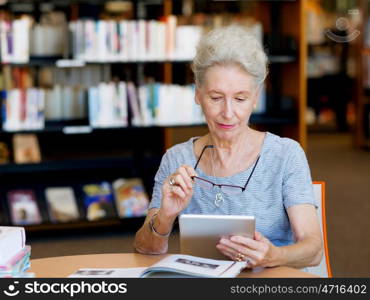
[355, 0, 370, 148]
[0, 0, 308, 234]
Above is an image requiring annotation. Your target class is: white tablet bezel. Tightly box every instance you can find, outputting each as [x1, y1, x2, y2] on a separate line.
[179, 214, 255, 260]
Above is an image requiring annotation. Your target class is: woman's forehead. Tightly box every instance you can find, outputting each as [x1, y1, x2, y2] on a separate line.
[202, 65, 255, 93]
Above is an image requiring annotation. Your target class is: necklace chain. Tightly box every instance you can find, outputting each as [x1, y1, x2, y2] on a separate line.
[209, 137, 224, 207]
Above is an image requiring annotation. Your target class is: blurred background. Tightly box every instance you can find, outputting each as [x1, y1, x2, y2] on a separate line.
[0, 0, 369, 277]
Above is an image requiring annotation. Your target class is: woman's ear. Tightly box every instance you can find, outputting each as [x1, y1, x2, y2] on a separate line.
[195, 88, 201, 105]
[252, 85, 262, 110]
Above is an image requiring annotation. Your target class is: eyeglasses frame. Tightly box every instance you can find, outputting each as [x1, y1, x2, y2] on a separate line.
[191, 144, 260, 193]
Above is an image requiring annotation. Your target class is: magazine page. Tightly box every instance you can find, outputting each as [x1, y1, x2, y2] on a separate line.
[140, 254, 247, 278]
[69, 268, 146, 278]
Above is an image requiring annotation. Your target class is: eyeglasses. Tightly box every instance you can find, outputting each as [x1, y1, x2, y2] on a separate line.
[191, 145, 260, 195]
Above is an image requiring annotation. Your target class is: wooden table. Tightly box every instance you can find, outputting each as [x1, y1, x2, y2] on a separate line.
[30, 253, 317, 278]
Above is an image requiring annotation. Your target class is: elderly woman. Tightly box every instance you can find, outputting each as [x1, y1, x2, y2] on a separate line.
[134, 26, 323, 268]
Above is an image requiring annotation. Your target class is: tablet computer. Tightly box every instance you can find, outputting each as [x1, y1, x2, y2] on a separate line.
[179, 214, 255, 260]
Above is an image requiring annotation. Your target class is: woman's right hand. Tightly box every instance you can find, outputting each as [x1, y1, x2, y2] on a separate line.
[160, 164, 197, 218]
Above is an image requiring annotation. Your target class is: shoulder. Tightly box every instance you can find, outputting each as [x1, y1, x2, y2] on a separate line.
[264, 132, 304, 158]
[162, 137, 197, 166]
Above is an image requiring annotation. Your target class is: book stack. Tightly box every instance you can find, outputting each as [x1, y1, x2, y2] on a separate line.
[2, 88, 45, 131]
[88, 81, 204, 127]
[0, 66, 45, 132]
[0, 226, 33, 277]
[69, 16, 202, 62]
[88, 82, 128, 128]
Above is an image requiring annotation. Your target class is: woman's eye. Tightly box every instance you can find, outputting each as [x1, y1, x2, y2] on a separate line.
[210, 97, 222, 101]
[235, 98, 246, 102]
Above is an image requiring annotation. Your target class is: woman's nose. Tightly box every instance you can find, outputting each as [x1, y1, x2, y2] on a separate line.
[222, 99, 234, 119]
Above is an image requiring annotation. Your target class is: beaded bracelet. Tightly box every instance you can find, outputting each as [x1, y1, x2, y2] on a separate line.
[149, 213, 171, 237]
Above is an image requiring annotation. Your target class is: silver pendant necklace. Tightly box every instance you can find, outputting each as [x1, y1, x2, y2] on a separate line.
[211, 145, 224, 207]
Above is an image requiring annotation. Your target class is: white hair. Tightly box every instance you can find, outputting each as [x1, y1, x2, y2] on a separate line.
[192, 25, 268, 87]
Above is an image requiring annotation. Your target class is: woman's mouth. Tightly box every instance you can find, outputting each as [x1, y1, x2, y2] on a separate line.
[217, 123, 236, 130]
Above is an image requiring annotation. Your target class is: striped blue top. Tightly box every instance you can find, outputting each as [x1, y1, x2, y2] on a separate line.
[149, 132, 317, 247]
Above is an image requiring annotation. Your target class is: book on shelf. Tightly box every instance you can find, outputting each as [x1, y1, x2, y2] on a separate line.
[112, 178, 149, 218]
[69, 17, 200, 62]
[2, 88, 45, 132]
[7, 190, 42, 225]
[0, 17, 32, 64]
[12, 134, 41, 164]
[45, 187, 80, 223]
[88, 82, 128, 128]
[1, 10, 264, 63]
[82, 182, 116, 221]
[69, 254, 247, 278]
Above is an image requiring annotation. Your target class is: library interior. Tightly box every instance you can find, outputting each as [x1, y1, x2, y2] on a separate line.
[0, 0, 369, 278]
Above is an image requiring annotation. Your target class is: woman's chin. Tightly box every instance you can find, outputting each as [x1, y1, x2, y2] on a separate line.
[211, 128, 242, 141]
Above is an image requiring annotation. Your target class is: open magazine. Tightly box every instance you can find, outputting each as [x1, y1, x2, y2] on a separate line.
[69, 254, 248, 278]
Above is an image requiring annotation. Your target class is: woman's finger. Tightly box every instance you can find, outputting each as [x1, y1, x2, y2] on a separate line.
[217, 243, 255, 266]
[219, 238, 262, 264]
[170, 185, 186, 199]
[177, 166, 194, 189]
[172, 174, 191, 193]
[184, 165, 198, 178]
[216, 243, 236, 260]
[230, 235, 263, 251]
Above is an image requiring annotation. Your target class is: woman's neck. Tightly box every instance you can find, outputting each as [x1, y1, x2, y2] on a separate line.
[208, 128, 253, 170]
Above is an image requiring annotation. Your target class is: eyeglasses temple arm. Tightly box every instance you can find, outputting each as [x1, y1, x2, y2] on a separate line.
[194, 145, 213, 170]
[243, 155, 261, 190]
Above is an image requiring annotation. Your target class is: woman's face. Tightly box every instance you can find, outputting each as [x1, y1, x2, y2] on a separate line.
[195, 64, 259, 142]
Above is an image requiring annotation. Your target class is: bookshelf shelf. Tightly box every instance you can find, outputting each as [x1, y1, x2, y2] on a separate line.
[0, 115, 296, 135]
[0, 157, 134, 174]
[1, 55, 297, 67]
[24, 218, 146, 234]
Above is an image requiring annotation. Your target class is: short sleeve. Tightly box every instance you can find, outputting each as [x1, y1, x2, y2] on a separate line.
[282, 141, 317, 209]
[148, 151, 172, 210]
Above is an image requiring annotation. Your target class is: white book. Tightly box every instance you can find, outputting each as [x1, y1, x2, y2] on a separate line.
[117, 81, 128, 127]
[127, 21, 136, 61]
[46, 85, 63, 120]
[13, 18, 31, 63]
[175, 26, 201, 60]
[157, 22, 166, 61]
[147, 20, 157, 61]
[45, 187, 79, 223]
[0, 20, 11, 63]
[4, 89, 21, 131]
[138, 20, 146, 61]
[99, 82, 115, 127]
[69, 254, 247, 278]
[165, 15, 177, 60]
[0, 227, 26, 266]
[97, 20, 108, 61]
[119, 21, 129, 61]
[127, 82, 141, 126]
[62, 86, 74, 120]
[138, 85, 151, 126]
[88, 86, 99, 127]
[84, 20, 97, 61]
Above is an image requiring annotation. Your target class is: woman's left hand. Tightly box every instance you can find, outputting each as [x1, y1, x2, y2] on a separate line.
[216, 232, 281, 268]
